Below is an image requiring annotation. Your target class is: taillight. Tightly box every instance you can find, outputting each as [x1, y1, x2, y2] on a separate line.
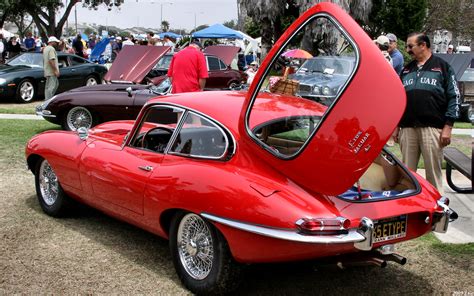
[296, 217, 351, 235]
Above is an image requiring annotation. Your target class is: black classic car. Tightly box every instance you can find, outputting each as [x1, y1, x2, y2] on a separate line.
[0, 52, 108, 103]
[289, 56, 356, 106]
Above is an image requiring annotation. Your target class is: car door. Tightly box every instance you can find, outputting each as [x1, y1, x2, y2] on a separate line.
[205, 56, 224, 89]
[80, 105, 183, 215]
[57, 55, 75, 92]
[240, 2, 406, 195]
[67, 55, 91, 87]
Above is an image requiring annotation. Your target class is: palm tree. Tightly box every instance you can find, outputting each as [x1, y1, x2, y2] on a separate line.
[239, 0, 372, 58]
[161, 20, 170, 32]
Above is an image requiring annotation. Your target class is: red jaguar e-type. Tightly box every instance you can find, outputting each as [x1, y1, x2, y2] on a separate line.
[26, 3, 457, 294]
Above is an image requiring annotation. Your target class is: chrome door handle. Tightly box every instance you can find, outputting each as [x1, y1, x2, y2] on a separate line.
[138, 165, 153, 172]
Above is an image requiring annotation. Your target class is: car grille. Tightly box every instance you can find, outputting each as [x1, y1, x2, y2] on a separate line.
[299, 84, 312, 93]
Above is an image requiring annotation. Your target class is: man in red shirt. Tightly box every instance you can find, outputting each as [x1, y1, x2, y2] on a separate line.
[167, 41, 208, 93]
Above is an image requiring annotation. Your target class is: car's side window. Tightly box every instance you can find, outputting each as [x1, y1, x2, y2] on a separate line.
[131, 106, 183, 153]
[219, 59, 227, 70]
[207, 57, 220, 71]
[58, 56, 69, 68]
[70, 56, 87, 66]
[169, 112, 228, 159]
[247, 15, 357, 157]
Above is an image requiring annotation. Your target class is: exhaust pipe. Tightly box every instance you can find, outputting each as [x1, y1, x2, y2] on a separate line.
[337, 257, 387, 269]
[384, 253, 407, 265]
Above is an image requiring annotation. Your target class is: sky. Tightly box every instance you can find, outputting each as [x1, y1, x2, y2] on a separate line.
[62, 0, 239, 32]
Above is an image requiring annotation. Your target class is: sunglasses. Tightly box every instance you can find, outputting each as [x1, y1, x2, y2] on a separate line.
[406, 44, 417, 49]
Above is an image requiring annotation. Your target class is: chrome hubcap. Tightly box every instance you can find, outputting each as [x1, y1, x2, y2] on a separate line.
[86, 77, 97, 86]
[39, 160, 58, 206]
[67, 107, 92, 131]
[20, 81, 34, 101]
[177, 213, 214, 280]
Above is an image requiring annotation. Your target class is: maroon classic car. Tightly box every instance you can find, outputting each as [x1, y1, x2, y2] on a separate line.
[36, 46, 247, 131]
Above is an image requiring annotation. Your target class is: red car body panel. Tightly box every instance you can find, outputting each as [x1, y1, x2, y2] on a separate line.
[26, 2, 452, 269]
[104, 45, 171, 83]
[203, 45, 241, 66]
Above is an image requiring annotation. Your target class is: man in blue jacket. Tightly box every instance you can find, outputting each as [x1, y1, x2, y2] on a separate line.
[393, 33, 460, 193]
[386, 33, 404, 74]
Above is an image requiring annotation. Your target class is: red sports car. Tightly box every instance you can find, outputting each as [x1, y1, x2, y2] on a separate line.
[26, 3, 456, 294]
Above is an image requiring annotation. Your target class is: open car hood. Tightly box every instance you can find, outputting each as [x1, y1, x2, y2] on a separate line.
[240, 3, 407, 196]
[104, 45, 171, 83]
[204, 45, 241, 66]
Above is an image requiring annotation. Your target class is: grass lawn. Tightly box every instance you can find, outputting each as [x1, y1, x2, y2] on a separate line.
[0, 101, 39, 115]
[0, 119, 59, 165]
[454, 122, 473, 129]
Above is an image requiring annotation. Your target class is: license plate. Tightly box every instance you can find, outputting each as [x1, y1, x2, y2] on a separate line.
[373, 215, 407, 243]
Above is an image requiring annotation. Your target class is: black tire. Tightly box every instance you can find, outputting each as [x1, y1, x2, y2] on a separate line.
[228, 81, 240, 90]
[34, 158, 74, 217]
[84, 75, 99, 86]
[169, 212, 243, 295]
[15, 79, 36, 103]
[61, 106, 95, 131]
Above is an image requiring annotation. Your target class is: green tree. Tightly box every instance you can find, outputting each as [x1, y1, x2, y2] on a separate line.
[364, 0, 427, 40]
[161, 20, 170, 32]
[223, 20, 237, 30]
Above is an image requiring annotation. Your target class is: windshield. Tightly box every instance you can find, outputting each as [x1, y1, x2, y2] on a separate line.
[460, 68, 474, 82]
[7, 53, 43, 68]
[297, 57, 354, 75]
[154, 54, 173, 69]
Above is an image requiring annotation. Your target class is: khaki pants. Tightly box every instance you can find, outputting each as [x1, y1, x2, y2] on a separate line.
[399, 127, 443, 193]
[45, 76, 59, 100]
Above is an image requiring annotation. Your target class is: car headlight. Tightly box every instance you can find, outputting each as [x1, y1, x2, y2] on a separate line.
[322, 86, 332, 96]
[312, 86, 320, 94]
[37, 95, 56, 111]
[0, 78, 7, 85]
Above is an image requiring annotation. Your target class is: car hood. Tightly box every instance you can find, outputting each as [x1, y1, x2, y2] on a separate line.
[67, 83, 150, 93]
[203, 45, 241, 66]
[0, 64, 39, 75]
[104, 45, 171, 83]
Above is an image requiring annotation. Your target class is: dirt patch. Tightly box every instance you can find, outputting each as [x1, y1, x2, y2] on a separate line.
[1, 164, 473, 294]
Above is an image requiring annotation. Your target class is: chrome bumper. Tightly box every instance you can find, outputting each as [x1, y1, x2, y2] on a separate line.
[35, 108, 56, 118]
[202, 213, 374, 249]
[432, 198, 458, 233]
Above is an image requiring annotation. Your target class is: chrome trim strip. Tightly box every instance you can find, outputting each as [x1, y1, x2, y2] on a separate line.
[202, 213, 365, 244]
[433, 199, 450, 233]
[35, 111, 56, 118]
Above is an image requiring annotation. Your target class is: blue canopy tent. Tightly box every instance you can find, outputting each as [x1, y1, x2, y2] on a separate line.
[81, 33, 89, 42]
[89, 38, 110, 63]
[158, 32, 182, 39]
[191, 24, 243, 39]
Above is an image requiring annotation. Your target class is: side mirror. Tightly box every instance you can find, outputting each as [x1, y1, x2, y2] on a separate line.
[77, 127, 89, 140]
[126, 86, 133, 97]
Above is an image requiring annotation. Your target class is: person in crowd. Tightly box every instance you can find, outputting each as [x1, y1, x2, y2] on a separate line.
[393, 33, 460, 193]
[374, 35, 392, 66]
[163, 35, 175, 52]
[447, 44, 454, 54]
[147, 32, 155, 44]
[35, 36, 43, 52]
[115, 36, 123, 51]
[88, 34, 96, 50]
[0, 34, 5, 63]
[122, 36, 134, 47]
[72, 34, 84, 58]
[246, 61, 258, 85]
[386, 33, 404, 74]
[167, 40, 208, 93]
[7, 36, 22, 60]
[23, 32, 35, 52]
[103, 37, 114, 63]
[43, 36, 60, 100]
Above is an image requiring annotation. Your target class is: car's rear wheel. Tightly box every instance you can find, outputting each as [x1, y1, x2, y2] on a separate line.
[62, 106, 95, 131]
[169, 212, 242, 294]
[35, 158, 73, 217]
[16, 79, 35, 103]
[228, 81, 240, 90]
[85, 75, 99, 86]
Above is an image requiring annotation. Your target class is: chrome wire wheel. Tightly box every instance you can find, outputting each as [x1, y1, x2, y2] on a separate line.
[85, 76, 98, 86]
[66, 107, 93, 131]
[38, 160, 59, 206]
[177, 213, 214, 280]
[19, 80, 35, 102]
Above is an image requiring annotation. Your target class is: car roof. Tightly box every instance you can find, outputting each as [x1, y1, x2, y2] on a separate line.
[435, 53, 474, 80]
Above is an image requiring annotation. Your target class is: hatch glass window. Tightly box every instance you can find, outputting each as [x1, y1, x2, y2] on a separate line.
[247, 15, 357, 157]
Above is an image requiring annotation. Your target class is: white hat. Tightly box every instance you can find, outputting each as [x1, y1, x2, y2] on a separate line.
[48, 36, 60, 43]
[448, 45, 454, 49]
[116, 36, 122, 41]
[374, 35, 390, 46]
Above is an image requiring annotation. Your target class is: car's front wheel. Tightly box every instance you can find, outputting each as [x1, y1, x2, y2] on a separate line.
[62, 106, 95, 131]
[16, 79, 36, 103]
[85, 75, 99, 86]
[35, 158, 74, 217]
[169, 212, 242, 294]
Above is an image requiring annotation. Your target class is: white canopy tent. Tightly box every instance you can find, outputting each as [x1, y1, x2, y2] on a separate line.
[0, 28, 14, 39]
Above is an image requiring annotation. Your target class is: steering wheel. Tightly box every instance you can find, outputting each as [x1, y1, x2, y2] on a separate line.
[141, 126, 174, 150]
